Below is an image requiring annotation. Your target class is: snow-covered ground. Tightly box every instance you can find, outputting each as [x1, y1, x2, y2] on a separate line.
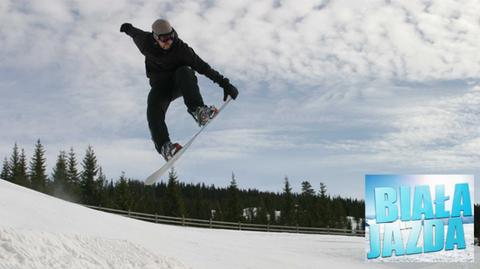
[0, 179, 478, 269]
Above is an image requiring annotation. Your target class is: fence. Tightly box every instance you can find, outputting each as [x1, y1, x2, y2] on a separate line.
[85, 205, 366, 237]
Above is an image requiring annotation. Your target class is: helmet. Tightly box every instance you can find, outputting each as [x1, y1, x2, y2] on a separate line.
[152, 19, 172, 36]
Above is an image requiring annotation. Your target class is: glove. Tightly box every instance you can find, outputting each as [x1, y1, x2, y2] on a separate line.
[223, 83, 239, 101]
[120, 23, 133, 33]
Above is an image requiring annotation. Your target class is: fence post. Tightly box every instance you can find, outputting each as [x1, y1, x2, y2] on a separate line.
[209, 218, 212, 229]
[155, 213, 158, 223]
[267, 222, 270, 232]
[238, 221, 242, 231]
[182, 215, 185, 226]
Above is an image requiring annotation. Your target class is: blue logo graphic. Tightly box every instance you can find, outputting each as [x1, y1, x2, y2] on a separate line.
[365, 175, 474, 262]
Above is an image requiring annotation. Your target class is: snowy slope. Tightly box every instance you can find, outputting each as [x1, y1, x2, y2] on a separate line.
[0, 179, 478, 269]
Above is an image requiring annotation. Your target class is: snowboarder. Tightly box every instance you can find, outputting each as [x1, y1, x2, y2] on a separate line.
[120, 19, 239, 161]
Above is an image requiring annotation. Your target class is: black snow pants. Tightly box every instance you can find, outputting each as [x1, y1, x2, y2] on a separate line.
[147, 66, 205, 155]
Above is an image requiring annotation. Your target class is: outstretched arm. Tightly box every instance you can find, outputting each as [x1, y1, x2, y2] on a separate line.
[182, 44, 239, 101]
[120, 23, 150, 55]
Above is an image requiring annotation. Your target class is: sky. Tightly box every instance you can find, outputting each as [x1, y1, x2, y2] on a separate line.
[1, 0, 480, 202]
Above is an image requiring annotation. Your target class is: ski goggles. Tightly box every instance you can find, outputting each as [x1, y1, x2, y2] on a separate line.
[153, 30, 175, 42]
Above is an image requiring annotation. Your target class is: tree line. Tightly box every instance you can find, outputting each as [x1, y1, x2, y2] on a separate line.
[1, 141, 478, 236]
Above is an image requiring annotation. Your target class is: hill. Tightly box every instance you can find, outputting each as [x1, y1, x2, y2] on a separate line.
[0, 179, 477, 268]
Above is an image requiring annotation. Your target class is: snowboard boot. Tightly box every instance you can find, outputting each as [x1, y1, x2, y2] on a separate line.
[188, 105, 219, 126]
[160, 141, 183, 161]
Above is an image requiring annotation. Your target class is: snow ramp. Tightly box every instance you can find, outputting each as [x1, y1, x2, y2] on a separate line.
[0, 179, 478, 269]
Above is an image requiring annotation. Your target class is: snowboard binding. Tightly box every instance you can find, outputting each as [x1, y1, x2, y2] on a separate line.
[160, 141, 183, 161]
[188, 105, 219, 126]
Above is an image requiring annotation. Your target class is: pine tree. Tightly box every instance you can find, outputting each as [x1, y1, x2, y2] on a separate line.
[354, 211, 361, 230]
[301, 181, 315, 196]
[317, 182, 330, 228]
[253, 198, 269, 224]
[212, 200, 223, 220]
[164, 168, 184, 217]
[80, 145, 99, 205]
[191, 184, 208, 219]
[281, 176, 295, 225]
[16, 149, 29, 187]
[103, 180, 116, 208]
[7, 144, 29, 187]
[52, 151, 68, 199]
[319, 182, 327, 199]
[0, 157, 10, 180]
[8, 143, 20, 183]
[225, 172, 242, 222]
[331, 198, 347, 228]
[299, 180, 315, 226]
[114, 172, 133, 210]
[2, 144, 28, 186]
[66, 147, 81, 201]
[96, 167, 107, 206]
[30, 140, 48, 193]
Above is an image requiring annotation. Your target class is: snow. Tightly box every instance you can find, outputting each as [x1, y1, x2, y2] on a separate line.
[0, 179, 478, 269]
[0, 228, 181, 269]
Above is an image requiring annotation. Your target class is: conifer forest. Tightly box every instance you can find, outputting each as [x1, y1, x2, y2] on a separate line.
[2, 140, 478, 237]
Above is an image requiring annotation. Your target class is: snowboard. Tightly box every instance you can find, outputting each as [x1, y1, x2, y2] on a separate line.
[144, 98, 232, 185]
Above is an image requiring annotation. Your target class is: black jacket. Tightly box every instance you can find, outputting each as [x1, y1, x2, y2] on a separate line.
[124, 25, 230, 89]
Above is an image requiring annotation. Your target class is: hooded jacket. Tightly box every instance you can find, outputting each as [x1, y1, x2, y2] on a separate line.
[123, 25, 230, 89]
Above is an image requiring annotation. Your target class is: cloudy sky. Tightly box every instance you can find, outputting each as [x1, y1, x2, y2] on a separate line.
[1, 0, 479, 202]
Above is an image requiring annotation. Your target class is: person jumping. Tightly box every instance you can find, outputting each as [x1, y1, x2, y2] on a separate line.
[120, 19, 239, 161]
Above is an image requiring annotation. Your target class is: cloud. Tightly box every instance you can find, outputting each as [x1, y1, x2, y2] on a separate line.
[301, 84, 480, 172]
[1, 0, 480, 201]
[2, 0, 480, 83]
[377, 85, 480, 169]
